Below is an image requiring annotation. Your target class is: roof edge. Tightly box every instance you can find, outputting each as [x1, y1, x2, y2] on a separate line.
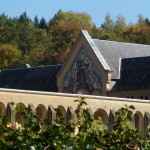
[82, 30, 111, 71]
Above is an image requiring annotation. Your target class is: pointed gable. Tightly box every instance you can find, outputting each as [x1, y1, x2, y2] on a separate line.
[64, 46, 102, 94]
[57, 30, 111, 95]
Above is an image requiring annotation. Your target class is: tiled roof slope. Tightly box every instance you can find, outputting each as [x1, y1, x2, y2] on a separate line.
[112, 56, 150, 91]
[0, 65, 62, 92]
[93, 39, 150, 79]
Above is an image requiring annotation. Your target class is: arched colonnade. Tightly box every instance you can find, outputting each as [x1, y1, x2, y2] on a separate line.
[0, 102, 149, 135]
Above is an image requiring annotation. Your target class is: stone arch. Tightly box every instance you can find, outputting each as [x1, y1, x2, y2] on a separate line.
[134, 111, 143, 132]
[0, 102, 5, 116]
[66, 106, 74, 124]
[16, 103, 25, 126]
[48, 105, 56, 125]
[94, 108, 108, 126]
[36, 104, 46, 120]
[57, 105, 66, 121]
[144, 112, 150, 136]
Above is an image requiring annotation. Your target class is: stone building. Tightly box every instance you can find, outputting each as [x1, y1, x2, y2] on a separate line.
[0, 30, 150, 133]
[1, 30, 149, 99]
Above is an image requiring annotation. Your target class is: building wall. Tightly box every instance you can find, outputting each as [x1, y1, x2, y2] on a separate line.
[108, 89, 150, 100]
[0, 88, 150, 134]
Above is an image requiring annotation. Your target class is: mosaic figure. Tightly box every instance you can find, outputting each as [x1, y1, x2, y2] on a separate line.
[64, 47, 102, 94]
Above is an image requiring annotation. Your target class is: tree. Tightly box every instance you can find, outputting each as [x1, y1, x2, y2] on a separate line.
[18, 12, 31, 24]
[115, 14, 126, 29]
[49, 10, 93, 28]
[47, 10, 93, 64]
[0, 13, 8, 26]
[33, 15, 39, 28]
[0, 44, 20, 69]
[101, 13, 114, 30]
[39, 17, 47, 29]
[145, 18, 150, 26]
[137, 14, 145, 24]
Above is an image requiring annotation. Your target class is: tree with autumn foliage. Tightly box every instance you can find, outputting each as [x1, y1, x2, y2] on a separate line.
[0, 11, 150, 68]
[46, 10, 94, 64]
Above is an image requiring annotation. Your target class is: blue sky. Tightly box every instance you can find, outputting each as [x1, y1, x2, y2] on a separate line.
[0, 0, 150, 27]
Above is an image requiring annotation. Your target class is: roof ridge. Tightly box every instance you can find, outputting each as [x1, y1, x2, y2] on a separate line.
[1, 64, 62, 71]
[93, 39, 150, 47]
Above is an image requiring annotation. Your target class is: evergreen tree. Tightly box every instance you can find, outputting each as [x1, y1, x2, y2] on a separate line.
[33, 15, 39, 28]
[18, 12, 30, 23]
[101, 13, 114, 30]
[145, 18, 150, 26]
[39, 17, 47, 29]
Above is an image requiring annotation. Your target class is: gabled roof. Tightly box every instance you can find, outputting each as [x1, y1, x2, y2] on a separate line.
[111, 56, 150, 91]
[0, 65, 62, 92]
[93, 39, 150, 79]
[57, 30, 111, 78]
[81, 31, 110, 71]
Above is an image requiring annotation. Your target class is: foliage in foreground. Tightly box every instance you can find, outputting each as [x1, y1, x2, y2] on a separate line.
[0, 98, 150, 149]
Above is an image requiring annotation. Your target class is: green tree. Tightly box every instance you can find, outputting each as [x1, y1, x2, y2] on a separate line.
[47, 10, 93, 64]
[0, 44, 20, 69]
[49, 10, 93, 48]
[101, 13, 114, 30]
[39, 17, 47, 29]
[18, 12, 31, 24]
[33, 15, 39, 28]
[145, 18, 150, 26]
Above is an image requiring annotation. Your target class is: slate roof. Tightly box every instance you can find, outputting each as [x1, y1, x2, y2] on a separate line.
[0, 64, 62, 92]
[93, 39, 150, 79]
[111, 56, 150, 91]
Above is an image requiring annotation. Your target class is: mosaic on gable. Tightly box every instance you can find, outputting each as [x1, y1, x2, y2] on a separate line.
[64, 47, 102, 94]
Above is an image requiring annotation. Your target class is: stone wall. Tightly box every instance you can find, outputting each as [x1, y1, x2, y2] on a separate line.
[0, 88, 150, 134]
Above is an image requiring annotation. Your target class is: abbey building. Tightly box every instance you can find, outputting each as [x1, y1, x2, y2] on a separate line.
[0, 30, 150, 100]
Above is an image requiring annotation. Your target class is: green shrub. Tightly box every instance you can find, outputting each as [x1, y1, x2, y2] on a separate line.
[0, 98, 150, 149]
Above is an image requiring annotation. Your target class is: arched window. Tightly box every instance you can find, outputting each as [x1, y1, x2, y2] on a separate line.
[134, 111, 143, 132]
[57, 105, 66, 122]
[36, 104, 46, 120]
[16, 103, 25, 126]
[94, 109, 108, 126]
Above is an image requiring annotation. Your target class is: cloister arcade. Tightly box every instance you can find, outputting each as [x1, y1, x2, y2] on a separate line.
[0, 88, 150, 135]
[0, 101, 149, 135]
